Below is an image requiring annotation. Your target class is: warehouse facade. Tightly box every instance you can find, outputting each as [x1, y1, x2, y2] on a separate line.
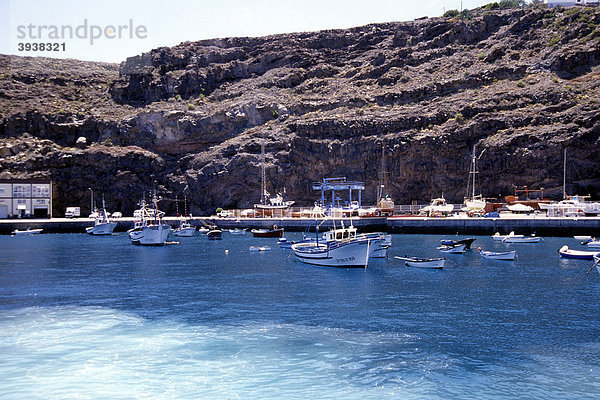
[0, 179, 53, 218]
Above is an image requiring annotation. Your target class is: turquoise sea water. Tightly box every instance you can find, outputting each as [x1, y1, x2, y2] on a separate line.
[1, 232, 599, 399]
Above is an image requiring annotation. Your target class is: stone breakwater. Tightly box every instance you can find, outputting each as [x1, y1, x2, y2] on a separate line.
[1, 216, 599, 237]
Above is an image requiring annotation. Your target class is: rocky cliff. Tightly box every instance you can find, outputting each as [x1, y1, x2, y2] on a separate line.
[1, 6, 600, 216]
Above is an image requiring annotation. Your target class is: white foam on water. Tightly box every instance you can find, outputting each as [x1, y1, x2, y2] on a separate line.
[0, 306, 444, 399]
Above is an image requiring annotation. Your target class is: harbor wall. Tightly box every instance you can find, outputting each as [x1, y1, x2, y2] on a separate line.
[1, 216, 599, 237]
[386, 216, 600, 236]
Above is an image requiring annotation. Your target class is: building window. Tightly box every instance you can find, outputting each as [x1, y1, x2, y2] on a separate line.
[13, 185, 31, 198]
[32, 185, 49, 198]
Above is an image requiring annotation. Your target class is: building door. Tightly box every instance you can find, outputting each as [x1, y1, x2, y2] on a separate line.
[0, 205, 7, 219]
[33, 207, 48, 218]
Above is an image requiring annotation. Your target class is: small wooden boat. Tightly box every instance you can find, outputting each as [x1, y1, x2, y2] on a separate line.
[440, 237, 476, 249]
[12, 227, 43, 235]
[585, 239, 600, 248]
[277, 236, 315, 249]
[395, 256, 445, 269]
[249, 246, 271, 252]
[574, 235, 592, 241]
[251, 226, 284, 238]
[478, 247, 516, 261]
[437, 243, 467, 253]
[501, 232, 541, 243]
[227, 228, 246, 235]
[207, 229, 222, 240]
[558, 245, 600, 260]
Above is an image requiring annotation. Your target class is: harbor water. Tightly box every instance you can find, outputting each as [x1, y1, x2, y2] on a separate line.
[1, 232, 599, 399]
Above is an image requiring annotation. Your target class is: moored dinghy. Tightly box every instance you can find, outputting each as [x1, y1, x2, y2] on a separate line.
[251, 225, 284, 238]
[478, 247, 516, 261]
[501, 231, 541, 243]
[437, 243, 467, 253]
[394, 256, 445, 269]
[12, 227, 43, 235]
[558, 245, 600, 260]
[440, 237, 476, 249]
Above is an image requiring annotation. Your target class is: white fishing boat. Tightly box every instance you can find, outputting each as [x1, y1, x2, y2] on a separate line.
[128, 191, 171, 246]
[394, 256, 445, 269]
[291, 237, 379, 268]
[437, 243, 467, 253]
[12, 227, 43, 235]
[172, 196, 195, 237]
[502, 232, 540, 243]
[420, 197, 454, 216]
[478, 247, 516, 261]
[172, 219, 195, 237]
[86, 196, 117, 235]
[320, 223, 391, 258]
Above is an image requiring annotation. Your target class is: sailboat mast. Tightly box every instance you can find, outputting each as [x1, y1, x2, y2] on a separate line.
[472, 145, 477, 200]
[260, 143, 266, 205]
[563, 148, 567, 199]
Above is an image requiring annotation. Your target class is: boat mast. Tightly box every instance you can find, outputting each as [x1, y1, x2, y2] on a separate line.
[563, 147, 567, 199]
[89, 188, 94, 214]
[377, 142, 387, 200]
[260, 142, 267, 205]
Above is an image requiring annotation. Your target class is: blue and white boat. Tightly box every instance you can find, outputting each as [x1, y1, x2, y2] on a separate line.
[558, 245, 600, 260]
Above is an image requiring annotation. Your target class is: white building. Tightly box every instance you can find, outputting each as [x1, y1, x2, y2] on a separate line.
[0, 179, 53, 218]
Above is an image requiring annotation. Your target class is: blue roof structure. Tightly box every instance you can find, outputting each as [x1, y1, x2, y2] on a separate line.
[312, 177, 365, 208]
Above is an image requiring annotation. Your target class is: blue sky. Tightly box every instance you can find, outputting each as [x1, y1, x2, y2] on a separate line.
[1, 0, 492, 63]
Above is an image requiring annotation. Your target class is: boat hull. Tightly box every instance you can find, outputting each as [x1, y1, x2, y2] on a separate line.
[86, 222, 117, 235]
[207, 230, 222, 240]
[558, 245, 600, 260]
[395, 256, 445, 269]
[12, 229, 43, 235]
[479, 250, 516, 260]
[129, 224, 171, 246]
[251, 228, 284, 238]
[292, 239, 377, 268]
[172, 227, 195, 237]
[437, 243, 467, 253]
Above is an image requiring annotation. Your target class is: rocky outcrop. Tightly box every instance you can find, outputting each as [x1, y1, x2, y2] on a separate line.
[1, 6, 600, 216]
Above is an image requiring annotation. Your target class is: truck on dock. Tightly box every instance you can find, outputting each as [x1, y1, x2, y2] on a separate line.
[65, 207, 80, 218]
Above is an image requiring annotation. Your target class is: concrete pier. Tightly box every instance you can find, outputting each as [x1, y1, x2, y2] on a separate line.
[1, 215, 599, 237]
[386, 215, 600, 236]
